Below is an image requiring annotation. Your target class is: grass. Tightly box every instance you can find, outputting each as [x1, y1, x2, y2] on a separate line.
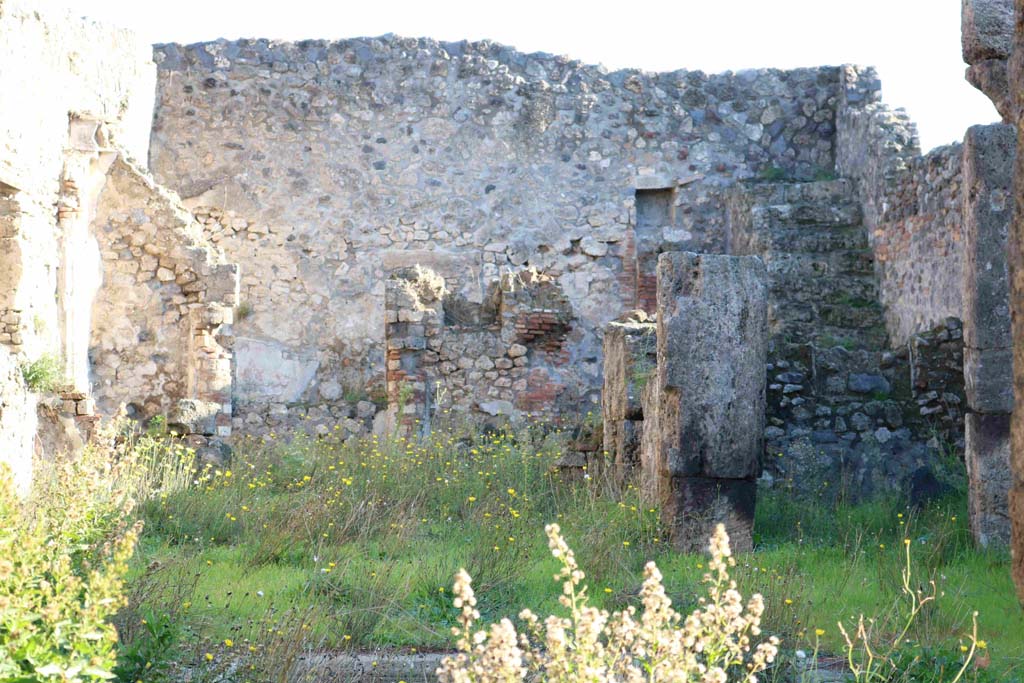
[122, 423, 1024, 680]
[816, 333, 859, 351]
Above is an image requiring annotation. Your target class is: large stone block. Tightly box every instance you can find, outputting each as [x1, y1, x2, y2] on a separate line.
[602, 318, 656, 481]
[639, 379, 663, 505]
[962, 0, 1014, 63]
[169, 398, 221, 436]
[1010, 0, 1024, 603]
[966, 412, 1012, 546]
[964, 346, 1014, 413]
[640, 252, 768, 552]
[652, 252, 768, 480]
[661, 476, 756, 554]
[963, 124, 1015, 354]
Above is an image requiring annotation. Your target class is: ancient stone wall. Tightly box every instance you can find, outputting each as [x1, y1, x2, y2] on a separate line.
[0, 2, 157, 488]
[0, 3, 253, 491]
[726, 177, 966, 500]
[149, 37, 839, 426]
[89, 157, 239, 428]
[836, 67, 965, 346]
[0, 2, 155, 365]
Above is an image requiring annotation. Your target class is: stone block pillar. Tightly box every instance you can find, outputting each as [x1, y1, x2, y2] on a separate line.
[961, 0, 1024, 603]
[601, 314, 656, 483]
[641, 252, 768, 552]
[962, 123, 1016, 546]
[1011, 0, 1024, 601]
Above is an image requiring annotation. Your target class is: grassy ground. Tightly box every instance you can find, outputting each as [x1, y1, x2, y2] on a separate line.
[121, 423, 1024, 681]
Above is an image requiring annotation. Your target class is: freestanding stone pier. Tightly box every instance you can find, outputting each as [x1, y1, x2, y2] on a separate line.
[962, 123, 1016, 547]
[960, 0, 1024, 605]
[640, 252, 768, 552]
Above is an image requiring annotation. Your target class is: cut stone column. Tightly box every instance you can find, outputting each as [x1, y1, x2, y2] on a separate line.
[642, 252, 767, 552]
[962, 124, 1016, 547]
[601, 313, 656, 484]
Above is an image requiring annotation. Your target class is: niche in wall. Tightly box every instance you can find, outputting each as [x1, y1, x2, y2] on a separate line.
[635, 186, 676, 231]
[634, 184, 678, 313]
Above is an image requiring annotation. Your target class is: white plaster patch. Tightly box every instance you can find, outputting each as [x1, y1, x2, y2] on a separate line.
[235, 337, 319, 402]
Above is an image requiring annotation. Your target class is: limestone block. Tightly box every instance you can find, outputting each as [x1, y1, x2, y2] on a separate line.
[169, 398, 222, 435]
[963, 124, 1015, 352]
[601, 319, 655, 480]
[652, 252, 768, 480]
[319, 379, 343, 401]
[478, 399, 513, 416]
[661, 476, 756, 554]
[964, 346, 1014, 413]
[356, 400, 377, 420]
[507, 344, 527, 358]
[962, 0, 1014, 63]
[966, 412, 1012, 546]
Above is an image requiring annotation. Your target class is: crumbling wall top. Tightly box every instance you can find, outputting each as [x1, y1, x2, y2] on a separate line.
[0, 1, 155, 196]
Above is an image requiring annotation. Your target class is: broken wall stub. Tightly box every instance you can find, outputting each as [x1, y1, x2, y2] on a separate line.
[962, 123, 1016, 547]
[384, 265, 578, 429]
[384, 266, 446, 433]
[642, 252, 767, 552]
[601, 313, 656, 483]
[89, 156, 239, 433]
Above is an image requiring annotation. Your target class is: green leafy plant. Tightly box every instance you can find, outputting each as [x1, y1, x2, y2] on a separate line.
[20, 353, 65, 393]
[112, 609, 179, 683]
[0, 458, 141, 682]
[234, 301, 254, 321]
[759, 165, 789, 182]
